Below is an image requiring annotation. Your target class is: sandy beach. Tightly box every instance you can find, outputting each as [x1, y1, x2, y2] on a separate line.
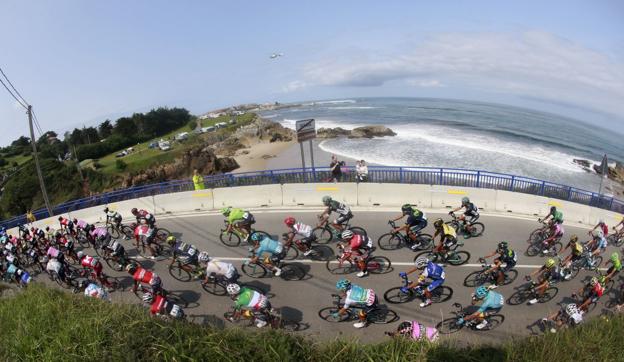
[230, 139, 297, 173]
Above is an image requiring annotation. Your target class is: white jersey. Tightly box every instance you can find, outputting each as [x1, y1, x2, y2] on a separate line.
[205, 260, 236, 279]
[46, 259, 62, 273]
[293, 222, 312, 238]
[85, 283, 109, 300]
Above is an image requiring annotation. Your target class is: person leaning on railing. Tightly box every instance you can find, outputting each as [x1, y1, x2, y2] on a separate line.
[356, 160, 368, 183]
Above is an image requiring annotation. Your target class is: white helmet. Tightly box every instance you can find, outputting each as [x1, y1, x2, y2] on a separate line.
[341, 230, 353, 240]
[598, 219, 605, 225]
[415, 257, 429, 269]
[565, 303, 578, 316]
[77, 251, 85, 259]
[198, 251, 210, 263]
[170, 304, 183, 319]
[226, 283, 241, 295]
[594, 230, 604, 238]
[142, 292, 154, 303]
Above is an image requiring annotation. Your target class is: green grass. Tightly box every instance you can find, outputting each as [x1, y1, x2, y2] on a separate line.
[1, 283, 623, 362]
[0, 153, 31, 172]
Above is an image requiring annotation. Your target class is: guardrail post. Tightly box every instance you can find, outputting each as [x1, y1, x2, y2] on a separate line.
[540, 181, 545, 196]
[399, 167, 404, 184]
[567, 187, 572, 201]
[476, 171, 480, 188]
[609, 197, 614, 210]
[510, 176, 515, 191]
[439, 169, 443, 185]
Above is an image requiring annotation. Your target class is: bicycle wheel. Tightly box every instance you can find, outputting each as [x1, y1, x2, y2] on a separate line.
[413, 251, 436, 264]
[414, 234, 434, 250]
[377, 233, 403, 250]
[280, 264, 305, 281]
[469, 223, 485, 237]
[528, 229, 545, 244]
[507, 289, 530, 306]
[105, 277, 120, 292]
[503, 269, 518, 285]
[590, 256, 603, 271]
[77, 234, 90, 248]
[312, 227, 333, 244]
[121, 225, 134, 239]
[437, 317, 463, 334]
[367, 308, 399, 324]
[463, 270, 489, 287]
[202, 280, 227, 296]
[107, 225, 120, 239]
[167, 293, 189, 308]
[367, 256, 392, 274]
[283, 245, 299, 261]
[525, 242, 541, 257]
[349, 227, 367, 238]
[241, 263, 268, 278]
[309, 245, 334, 261]
[278, 318, 301, 332]
[220, 231, 241, 247]
[538, 287, 558, 303]
[105, 256, 121, 272]
[447, 251, 470, 266]
[550, 242, 563, 256]
[326, 259, 357, 275]
[169, 263, 192, 282]
[318, 307, 350, 322]
[481, 314, 505, 331]
[383, 287, 415, 304]
[430, 286, 453, 303]
[156, 228, 171, 242]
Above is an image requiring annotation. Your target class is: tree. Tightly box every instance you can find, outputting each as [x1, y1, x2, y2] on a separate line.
[11, 136, 30, 148]
[113, 117, 138, 136]
[98, 120, 113, 139]
[69, 128, 85, 145]
[115, 159, 127, 171]
[82, 127, 100, 144]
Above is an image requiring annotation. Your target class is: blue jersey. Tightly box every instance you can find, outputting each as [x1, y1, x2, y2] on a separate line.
[422, 261, 445, 280]
[256, 237, 283, 257]
[478, 291, 504, 313]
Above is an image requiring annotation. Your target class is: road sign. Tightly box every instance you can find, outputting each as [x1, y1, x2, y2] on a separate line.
[296, 119, 316, 142]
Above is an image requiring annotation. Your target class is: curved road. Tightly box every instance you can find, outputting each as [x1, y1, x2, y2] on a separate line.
[44, 208, 621, 344]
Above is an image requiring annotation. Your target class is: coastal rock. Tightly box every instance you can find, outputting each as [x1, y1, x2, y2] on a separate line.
[573, 159, 591, 168]
[261, 154, 276, 159]
[349, 126, 397, 139]
[317, 127, 351, 138]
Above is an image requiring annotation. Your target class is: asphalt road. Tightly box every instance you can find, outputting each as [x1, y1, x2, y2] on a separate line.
[37, 209, 623, 344]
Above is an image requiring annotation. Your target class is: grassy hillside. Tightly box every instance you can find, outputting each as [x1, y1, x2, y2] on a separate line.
[1, 283, 622, 362]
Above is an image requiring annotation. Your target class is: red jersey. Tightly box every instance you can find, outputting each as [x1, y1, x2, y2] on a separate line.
[349, 235, 367, 249]
[592, 283, 604, 297]
[150, 294, 167, 315]
[599, 224, 608, 236]
[81, 255, 99, 269]
[133, 268, 157, 284]
[59, 218, 71, 226]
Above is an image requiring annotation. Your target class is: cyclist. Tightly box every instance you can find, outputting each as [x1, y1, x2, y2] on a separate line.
[590, 219, 609, 238]
[340, 230, 373, 278]
[459, 286, 504, 330]
[527, 258, 563, 305]
[45, 256, 68, 282]
[221, 207, 255, 241]
[449, 196, 479, 230]
[0, 226, 6, 238]
[333, 278, 377, 328]
[77, 251, 111, 289]
[134, 224, 158, 259]
[131, 207, 156, 227]
[72, 218, 91, 235]
[386, 320, 439, 342]
[541, 221, 564, 255]
[200, 252, 240, 285]
[55, 231, 77, 262]
[319, 196, 352, 233]
[575, 276, 604, 312]
[614, 217, 624, 234]
[390, 204, 428, 250]
[88, 225, 111, 248]
[248, 233, 284, 277]
[104, 207, 123, 229]
[586, 229, 607, 258]
[432, 218, 457, 258]
[127, 263, 162, 295]
[401, 256, 445, 308]
[15, 269, 32, 287]
[283, 217, 316, 256]
[541, 303, 583, 333]
[142, 292, 184, 319]
[168, 236, 201, 277]
[604, 252, 622, 284]
[226, 283, 271, 328]
[541, 206, 564, 225]
[47, 244, 68, 267]
[78, 280, 110, 301]
[104, 238, 128, 270]
[58, 216, 75, 235]
[560, 235, 584, 280]
[482, 241, 517, 285]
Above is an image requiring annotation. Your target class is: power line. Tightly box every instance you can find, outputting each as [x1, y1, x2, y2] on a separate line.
[0, 66, 29, 106]
[0, 76, 27, 109]
[32, 108, 44, 136]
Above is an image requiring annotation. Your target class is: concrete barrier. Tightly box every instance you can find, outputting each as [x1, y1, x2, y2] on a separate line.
[495, 190, 548, 216]
[588, 207, 623, 227]
[551, 199, 592, 225]
[357, 183, 432, 208]
[282, 183, 357, 206]
[155, 190, 214, 214]
[212, 185, 282, 209]
[431, 186, 497, 211]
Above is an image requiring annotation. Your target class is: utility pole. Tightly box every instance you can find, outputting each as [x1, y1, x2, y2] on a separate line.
[71, 143, 84, 181]
[27, 105, 53, 216]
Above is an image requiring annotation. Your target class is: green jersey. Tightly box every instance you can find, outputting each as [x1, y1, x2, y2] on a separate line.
[552, 210, 563, 223]
[227, 208, 246, 223]
[234, 287, 268, 310]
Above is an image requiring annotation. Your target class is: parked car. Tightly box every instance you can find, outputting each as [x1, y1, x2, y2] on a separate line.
[215, 122, 227, 129]
[158, 139, 171, 151]
[200, 126, 215, 133]
[175, 132, 189, 141]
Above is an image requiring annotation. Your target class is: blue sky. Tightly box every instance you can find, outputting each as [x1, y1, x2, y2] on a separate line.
[1, 0, 623, 146]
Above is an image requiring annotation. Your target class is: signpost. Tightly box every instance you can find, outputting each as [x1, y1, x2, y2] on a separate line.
[296, 119, 316, 182]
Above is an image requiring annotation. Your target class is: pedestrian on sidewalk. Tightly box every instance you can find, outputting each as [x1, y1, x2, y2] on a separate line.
[329, 155, 344, 183]
[356, 160, 368, 183]
[192, 169, 205, 190]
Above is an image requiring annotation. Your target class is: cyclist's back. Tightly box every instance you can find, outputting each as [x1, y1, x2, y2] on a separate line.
[478, 290, 504, 313]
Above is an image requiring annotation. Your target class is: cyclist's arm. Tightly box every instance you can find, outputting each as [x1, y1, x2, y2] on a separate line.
[391, 214, 404, 222]
[394, 224, 409, 233]
[450, 206, 462, 213]
[403, 267, 418, 276]
[483, 250, 497, 259]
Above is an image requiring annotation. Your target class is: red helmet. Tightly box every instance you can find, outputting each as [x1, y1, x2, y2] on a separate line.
[284, 217, 296, 226]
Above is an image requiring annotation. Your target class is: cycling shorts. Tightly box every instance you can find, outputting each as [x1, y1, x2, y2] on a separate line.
[464, 213, 479, 223]
[426, 278, 444, 292]
[335, 212, 353, 225]
[408, 219, 427, 234]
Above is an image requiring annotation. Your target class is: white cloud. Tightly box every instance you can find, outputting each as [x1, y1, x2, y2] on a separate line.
[281, 80, 307, 93]
[286, 31, 624, 116]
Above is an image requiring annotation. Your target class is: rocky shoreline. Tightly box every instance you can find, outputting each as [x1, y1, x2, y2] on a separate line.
[316, 125, 397, 139]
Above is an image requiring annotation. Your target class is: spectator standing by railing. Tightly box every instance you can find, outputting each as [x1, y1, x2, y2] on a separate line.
[356, 160, 368, 183]
[329, 155, 345, 183]
[192, 169, 205, 190]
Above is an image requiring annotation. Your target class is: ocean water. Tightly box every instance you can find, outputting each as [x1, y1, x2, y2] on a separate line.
[260, 98, 624, 192]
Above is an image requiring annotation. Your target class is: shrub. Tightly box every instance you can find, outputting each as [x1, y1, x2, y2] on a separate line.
[115, 159, 127, 171]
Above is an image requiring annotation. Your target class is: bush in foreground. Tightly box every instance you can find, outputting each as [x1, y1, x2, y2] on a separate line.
[0, 284, 621, 361]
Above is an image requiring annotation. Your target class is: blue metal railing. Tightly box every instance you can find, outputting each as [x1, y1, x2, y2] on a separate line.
[1, 166, 622, 229]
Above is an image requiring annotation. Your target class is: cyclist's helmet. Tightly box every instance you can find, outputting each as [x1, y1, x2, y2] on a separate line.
[397, 321, 413, 334]
[220, 207, 232, 216]
[569, 235, 578, 243]
[475, 286, 488, 299]
[72, 218, 78, 225]
[103, 207, 109, 213]
[58, 216, 63, 221]
[45, 226, 50, 232]
[497, 241, 509, 252]
[565, 303, 579, 316]
[284, 217, 296, 226]
[550, 206, 557, 213]
[126, 263, 138, 275]
[336, 278, 351, 291]
[226, 283, 241, 295]
[166, 235, 177, 246]
[198, 251, 210, 263]
[322, 196, 332, 206]
[76, 251, 84, 259]
[611, 252, 619, 263]
[142, 292, 154, 304]
[433, 218, 444, 229]
[341, 230, 354, 240]
[42, 256, 49, 263]
[598, 219, 605, 225]
[594, 230, 604, 238]
[55, 232, 62, 239]
[415, 256, 429, 269]
[461, 197, 470, 205]
[401, 204, 412, 215]
[0, 226, 5, 233]
[545, 258, 556, 268]
[131, 208, 139, 215]
[590, 276, 599, 286]
[250, 233, 262, 242]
